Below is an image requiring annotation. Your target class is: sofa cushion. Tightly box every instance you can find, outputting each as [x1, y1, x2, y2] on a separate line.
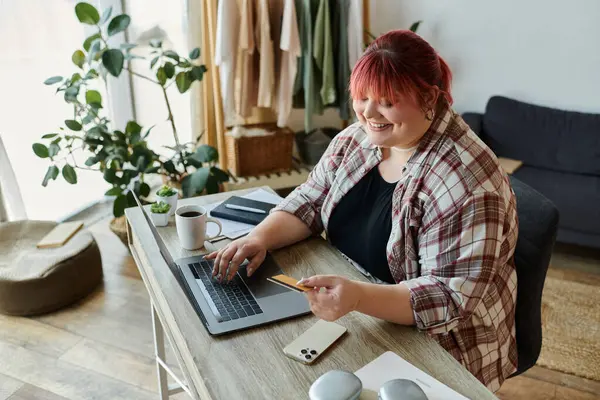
[513, 166, 600, 235]
[483, 96, 600, 176]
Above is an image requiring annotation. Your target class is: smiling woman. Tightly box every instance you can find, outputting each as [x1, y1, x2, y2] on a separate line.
[207, 29, 520, 393]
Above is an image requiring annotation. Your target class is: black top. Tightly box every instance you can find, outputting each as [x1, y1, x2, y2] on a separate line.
[328, 166, 397, 284]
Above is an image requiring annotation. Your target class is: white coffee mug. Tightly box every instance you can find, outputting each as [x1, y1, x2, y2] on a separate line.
[175, 205, 222, 250]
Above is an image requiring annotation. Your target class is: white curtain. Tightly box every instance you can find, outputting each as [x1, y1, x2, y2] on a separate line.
[0, 134, 27, 222]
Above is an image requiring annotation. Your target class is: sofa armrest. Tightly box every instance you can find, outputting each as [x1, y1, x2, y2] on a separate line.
[462, 112, 483, 137]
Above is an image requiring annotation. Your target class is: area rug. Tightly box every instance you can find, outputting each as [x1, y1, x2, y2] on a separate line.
[537, 273, 600, 381]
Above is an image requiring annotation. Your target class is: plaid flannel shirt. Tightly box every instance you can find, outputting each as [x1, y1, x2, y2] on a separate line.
[273, 106, 518, 391]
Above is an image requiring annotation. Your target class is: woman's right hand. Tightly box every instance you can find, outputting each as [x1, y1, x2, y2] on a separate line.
[204, 235, 267, 282]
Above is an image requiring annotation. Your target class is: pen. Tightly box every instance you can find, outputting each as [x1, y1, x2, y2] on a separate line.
[225, 204, 266, 214]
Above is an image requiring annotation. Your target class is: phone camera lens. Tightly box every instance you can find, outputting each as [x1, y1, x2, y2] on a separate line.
[305, 354, 312, 360]
[310, 350, 317, 355]
[300, 349, 307, 354]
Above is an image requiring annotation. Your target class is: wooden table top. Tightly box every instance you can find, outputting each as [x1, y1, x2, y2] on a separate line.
[125, 187, 497, 400]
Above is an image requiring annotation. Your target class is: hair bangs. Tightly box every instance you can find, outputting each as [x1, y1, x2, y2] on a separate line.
[349, 51, 420, 106]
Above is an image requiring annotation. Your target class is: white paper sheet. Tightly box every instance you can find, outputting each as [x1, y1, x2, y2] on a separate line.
[205, 189, 283, 238]
[354, 351, 470, 400]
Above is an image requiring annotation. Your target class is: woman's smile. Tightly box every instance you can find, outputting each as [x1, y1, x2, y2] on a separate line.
[367, 120, 393, 132]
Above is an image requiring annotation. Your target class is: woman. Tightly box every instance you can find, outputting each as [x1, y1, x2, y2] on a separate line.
[207, 30, 518, 392]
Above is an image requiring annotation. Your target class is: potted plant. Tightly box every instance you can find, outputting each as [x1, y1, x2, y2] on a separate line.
[32, 2, 230, 245]
[155, 185, 178, 216]
[150, 201, 171, 227]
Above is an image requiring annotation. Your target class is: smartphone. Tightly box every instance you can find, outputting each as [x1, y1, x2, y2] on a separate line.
[283, 320, 347, 364]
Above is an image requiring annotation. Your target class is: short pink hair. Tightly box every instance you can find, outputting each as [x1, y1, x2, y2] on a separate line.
[349, 30, 453, 112]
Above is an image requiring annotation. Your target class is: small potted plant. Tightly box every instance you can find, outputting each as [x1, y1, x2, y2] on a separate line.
[156, 185, 178, 216]
[150, 201, 171, 227]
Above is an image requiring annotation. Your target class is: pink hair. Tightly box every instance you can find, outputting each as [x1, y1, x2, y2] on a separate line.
[349, 30, 453, 112]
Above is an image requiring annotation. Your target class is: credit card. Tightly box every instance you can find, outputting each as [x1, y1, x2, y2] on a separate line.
[266, 274, 312, 293]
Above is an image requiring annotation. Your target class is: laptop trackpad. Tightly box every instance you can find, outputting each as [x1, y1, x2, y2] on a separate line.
[239, 253, 290, 299]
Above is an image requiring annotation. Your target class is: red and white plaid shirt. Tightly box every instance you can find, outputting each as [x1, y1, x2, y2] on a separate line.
[274, 106, 518, 391]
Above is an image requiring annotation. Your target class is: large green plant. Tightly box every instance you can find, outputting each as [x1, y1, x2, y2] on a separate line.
[33, 2, 229, 218]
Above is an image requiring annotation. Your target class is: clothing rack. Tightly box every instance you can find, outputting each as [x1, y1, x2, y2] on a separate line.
[200, 0, 370, 171]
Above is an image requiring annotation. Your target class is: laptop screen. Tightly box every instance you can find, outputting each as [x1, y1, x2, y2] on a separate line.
[129, 190, 182, 280]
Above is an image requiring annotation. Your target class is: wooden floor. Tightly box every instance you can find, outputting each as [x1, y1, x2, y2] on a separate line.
[1, 219, 599, 400]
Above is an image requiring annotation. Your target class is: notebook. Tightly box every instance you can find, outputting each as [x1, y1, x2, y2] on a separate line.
[36, 221, 84, 249]
[210, 196, 277, 225]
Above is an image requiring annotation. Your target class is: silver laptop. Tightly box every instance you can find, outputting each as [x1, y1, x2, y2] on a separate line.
[131, 191, 311, 335]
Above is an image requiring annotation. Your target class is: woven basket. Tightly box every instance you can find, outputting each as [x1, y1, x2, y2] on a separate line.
[225, 123, 294, 177]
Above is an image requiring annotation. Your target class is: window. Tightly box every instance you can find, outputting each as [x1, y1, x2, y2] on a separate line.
[0, 0, 134, 221]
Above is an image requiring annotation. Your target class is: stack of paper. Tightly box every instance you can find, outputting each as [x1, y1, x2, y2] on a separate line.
[205, 189, 283, 239]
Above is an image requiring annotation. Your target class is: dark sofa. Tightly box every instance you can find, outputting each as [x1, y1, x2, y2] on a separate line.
[463, 95, 600, 249]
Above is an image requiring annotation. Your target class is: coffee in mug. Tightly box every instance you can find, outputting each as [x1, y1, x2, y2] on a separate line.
[175, 205, 222, 250]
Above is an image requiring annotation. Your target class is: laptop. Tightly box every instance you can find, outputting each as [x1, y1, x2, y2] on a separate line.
[130, 191, 311, 335]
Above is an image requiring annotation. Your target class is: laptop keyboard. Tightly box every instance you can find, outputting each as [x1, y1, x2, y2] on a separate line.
[189, 260, 263, 322]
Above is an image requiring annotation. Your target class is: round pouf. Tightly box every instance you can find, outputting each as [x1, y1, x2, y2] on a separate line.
[0, 220, 103, 316]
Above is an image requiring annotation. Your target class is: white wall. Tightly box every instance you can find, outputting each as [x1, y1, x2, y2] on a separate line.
[369, 0, 600, 114]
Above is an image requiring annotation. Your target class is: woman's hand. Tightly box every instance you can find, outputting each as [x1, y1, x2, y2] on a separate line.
[298, 275, 363, 321]
[205, 236, 267, 282]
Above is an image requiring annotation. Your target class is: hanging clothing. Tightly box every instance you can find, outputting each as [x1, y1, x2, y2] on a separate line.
[255, 0, 275, 108]
[277, 0, 301, 127]
[331, 0, 351, 120]
[347, 0, 363, 69]
[215, 0, 240, 120]
[313, 0, 336, 106]
[234, 0, 258, 117]
[293, 0, 323, 132]
[269, 0, 285, 113]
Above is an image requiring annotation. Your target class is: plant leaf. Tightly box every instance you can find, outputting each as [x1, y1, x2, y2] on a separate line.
[194, 144, 218, 162]
[145, 165, 160, 174]
[32, 143, 49, 158]
[103, 168, 118, 184]
[107, 14, 131, 37]
[83, 33, 101, 51]
[44, 76, 63, 85]
[105, 187, 122, 196]
[163, 50, 179, 62]
[48, 143, 60, 158]
[189, 47, 200, 60]
[62, 164, 77, 184]
[72, 50, 86, 68]
[210, 166, 229, 183]
[75, 2, 100, 25]
[182, 167, 209, 197]
[163, 62, 175, 79]
[156, 67, 167, 85]
[113, 194, 127, 217]
[85, 156, 99, 166]
[190, 65, 205, 81]
[102, 49, 124, 77]
[140, 182, 150, 197]
[150, 56, 159, 69]
[175, 71, 191, 93]
[205, 177, 219, 194]
[99, 6, 113, 25]
[409, 20, 422, 33]
[42, 165, 59, 187]
[85, 90, 102, 106]
[65, 120, 82, 131]
[125, 121, 142, 135]
[142, 125, 155, 139]
[42, 133, 58, 139]
[163, 160, 176, 174]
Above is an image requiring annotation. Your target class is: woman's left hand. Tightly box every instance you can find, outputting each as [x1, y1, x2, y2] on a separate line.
[298, 275, 362, 321]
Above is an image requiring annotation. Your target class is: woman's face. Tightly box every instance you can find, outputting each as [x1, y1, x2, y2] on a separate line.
[352, 94, 431, 148]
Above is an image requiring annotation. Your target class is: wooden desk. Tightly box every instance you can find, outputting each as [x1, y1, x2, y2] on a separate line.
[125, 187, 497, 400]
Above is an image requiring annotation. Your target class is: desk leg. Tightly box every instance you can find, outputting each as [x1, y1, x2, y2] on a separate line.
[152, 302, 170, 400]
[151, 302, 192, 399]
